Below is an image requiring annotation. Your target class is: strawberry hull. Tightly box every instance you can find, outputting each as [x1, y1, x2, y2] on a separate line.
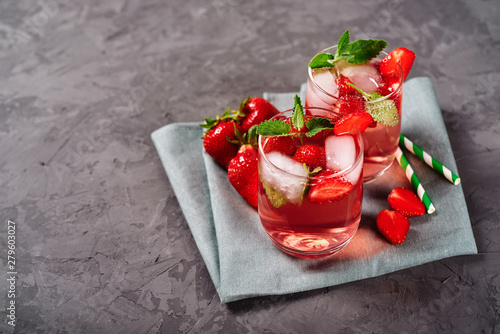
[257, 108, 364, 259]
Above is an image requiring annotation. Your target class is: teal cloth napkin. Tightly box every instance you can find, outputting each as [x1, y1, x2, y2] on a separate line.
[151, 77, 477, 303]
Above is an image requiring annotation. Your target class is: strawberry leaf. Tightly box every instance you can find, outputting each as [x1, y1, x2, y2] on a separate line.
[239, 96, 251, 111]
[244, 125, 259, 147]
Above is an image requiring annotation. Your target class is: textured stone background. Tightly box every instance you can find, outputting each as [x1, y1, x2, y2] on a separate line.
[0, 0, 499, 333]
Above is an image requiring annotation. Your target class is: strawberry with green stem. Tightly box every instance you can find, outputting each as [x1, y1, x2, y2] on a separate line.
[227, 126, 260, 208]
[237, 96, 281, 133]
[201, 108, 243, 169]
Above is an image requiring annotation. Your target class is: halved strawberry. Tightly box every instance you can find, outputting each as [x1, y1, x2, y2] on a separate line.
[379, 47, 415, 81]
[334, 112, 373, 135]
[308, 171, 353, 204]
[376, 209, 410, 244]
[337, 75, 359, 96]
[379, 76, 401, 96]
[388, 187, 426, 217]
[263, 136, 296, 156]
[336, 94, 366, 115]
[292, 144, 325, 170]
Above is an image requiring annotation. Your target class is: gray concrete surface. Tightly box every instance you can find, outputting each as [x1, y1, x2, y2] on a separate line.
[0, 0, 499, 333]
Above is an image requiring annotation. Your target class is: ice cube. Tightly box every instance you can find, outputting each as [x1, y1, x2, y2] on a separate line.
[337, 60, 383, 94]
[260, 152, 308, 205]
[345, 159, 362, 185]
[325, 134, 362, 184]
[312, 68, 338, 97]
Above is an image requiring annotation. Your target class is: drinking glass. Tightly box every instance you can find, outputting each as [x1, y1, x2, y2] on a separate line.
[305, 45, 403, 182]
[257, 107, 364, 259]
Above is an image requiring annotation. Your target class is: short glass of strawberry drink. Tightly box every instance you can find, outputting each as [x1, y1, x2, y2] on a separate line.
[256, 96, 364, 259]
[305, 32, 405, 183]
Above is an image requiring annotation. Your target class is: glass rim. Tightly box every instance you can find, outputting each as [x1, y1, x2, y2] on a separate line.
[307, 44, 404, 103]
[258, 107, 364, 180]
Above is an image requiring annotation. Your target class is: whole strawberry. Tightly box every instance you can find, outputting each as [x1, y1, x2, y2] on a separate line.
[201, 109, 243, 169]
[292, 144, 326, 170]
[262, 136, 296, 156]
[228, 143, 258, 208]
[238, 97, 280, 133]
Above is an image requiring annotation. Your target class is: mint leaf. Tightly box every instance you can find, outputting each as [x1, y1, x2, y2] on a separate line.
[344, 39, 388, 64]
[292, 95, 305, 130]
[308, 53, 336, 69]
[262, 180, 288, 209]
[305, 117, 335, 137]
[336, 30, 350, 55]
[346, 82, 399, 126]
[255, 119, 291, 136]
[365, 99, 399, 126]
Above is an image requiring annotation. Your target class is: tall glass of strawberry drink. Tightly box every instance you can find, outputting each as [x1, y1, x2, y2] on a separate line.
[305, 31, 412, 182]
[256, 96, 365, 259]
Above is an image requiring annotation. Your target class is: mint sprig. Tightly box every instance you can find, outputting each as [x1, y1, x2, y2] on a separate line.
[256, 95, 336, 137]
[308, 30, 388, 69]
[347, 83, 399, 126]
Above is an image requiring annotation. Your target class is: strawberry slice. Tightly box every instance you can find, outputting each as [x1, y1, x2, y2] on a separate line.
[292, 144, 325, 170]
[337, 75, 359, 96]
[379, 76, 401, 96]
[334, 112, 373, 135]
[263, 136, 296, 156]
[379, 47, 415, 81]
[336, 94, 366, 115]
[376, 209, 410, 244]
[308, 171, 353, 204]
[388, 187, 426, 217]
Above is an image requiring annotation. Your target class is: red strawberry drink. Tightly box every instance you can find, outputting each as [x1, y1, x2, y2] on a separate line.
[256, 99, 364, 259]
[305, 32, 414, 182]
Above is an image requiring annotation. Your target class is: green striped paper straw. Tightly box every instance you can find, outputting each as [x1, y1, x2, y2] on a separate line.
[399, 135, 461, 185]
[395, 147, 436, 214]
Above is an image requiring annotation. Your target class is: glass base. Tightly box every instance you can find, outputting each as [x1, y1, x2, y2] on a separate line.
[362, 158, 395, 183]
[266, 231, 355, 259]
